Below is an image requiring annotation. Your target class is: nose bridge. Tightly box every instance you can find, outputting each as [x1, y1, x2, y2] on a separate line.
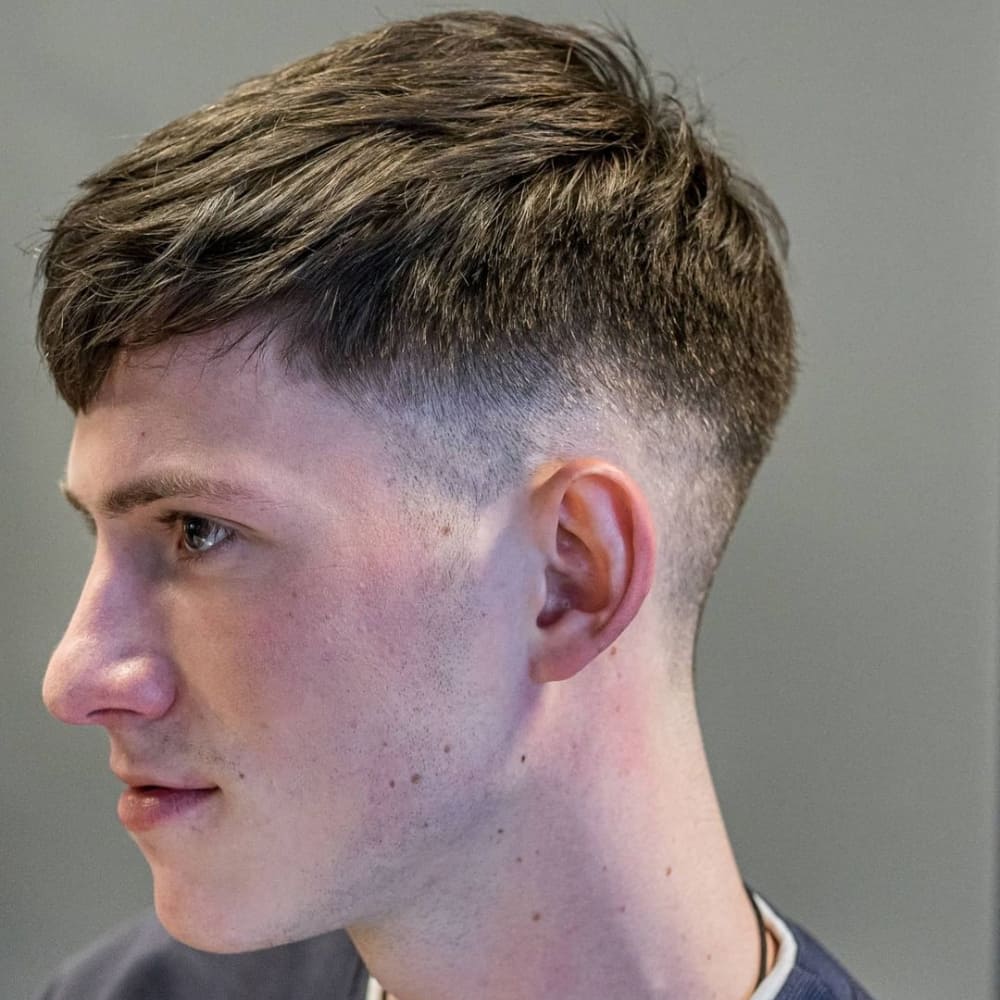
[43, 548, 175, 725]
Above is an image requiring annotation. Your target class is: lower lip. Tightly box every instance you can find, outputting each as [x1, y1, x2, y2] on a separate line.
[118, 787, 220, 833]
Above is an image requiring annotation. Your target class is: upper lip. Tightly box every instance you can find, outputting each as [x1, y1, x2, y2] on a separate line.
[112, 769, 217, 790]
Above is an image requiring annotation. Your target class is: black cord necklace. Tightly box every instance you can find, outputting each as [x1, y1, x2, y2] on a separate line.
[744, 883, 768, 990]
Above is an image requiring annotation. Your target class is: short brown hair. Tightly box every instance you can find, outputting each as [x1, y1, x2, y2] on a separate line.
[36, 11, 795, 613]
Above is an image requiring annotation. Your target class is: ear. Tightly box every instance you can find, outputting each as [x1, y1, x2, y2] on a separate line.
[528, 459, 656, 683]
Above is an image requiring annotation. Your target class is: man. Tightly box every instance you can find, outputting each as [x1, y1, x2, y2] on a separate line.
[34, 11, 873, 1000]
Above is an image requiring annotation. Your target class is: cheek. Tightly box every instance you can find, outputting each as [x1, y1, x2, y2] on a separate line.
[171, 550, 439, 723]
[164, 569, 340, 731]
[169, 521, 504, 801]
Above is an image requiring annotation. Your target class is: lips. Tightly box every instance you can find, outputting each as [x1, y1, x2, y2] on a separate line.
[117, 784, 220, 833]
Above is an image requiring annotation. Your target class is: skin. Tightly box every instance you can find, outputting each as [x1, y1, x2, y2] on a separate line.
[44, 324, 776, 999]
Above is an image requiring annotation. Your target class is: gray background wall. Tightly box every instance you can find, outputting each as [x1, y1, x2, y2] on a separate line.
[2, 2, 997, 998]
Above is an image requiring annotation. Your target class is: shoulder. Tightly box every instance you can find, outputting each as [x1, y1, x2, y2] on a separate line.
[775, 907, 877, 1000]
[34, 909, 368, 1000]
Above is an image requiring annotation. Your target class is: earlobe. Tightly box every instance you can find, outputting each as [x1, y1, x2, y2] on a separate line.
[529, 460, 655, 684]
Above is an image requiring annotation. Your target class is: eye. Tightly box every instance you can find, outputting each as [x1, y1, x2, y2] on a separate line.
[180, 516, 232, 553]
[158, 513, 237, 561]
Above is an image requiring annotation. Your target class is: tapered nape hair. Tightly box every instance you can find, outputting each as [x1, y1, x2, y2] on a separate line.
[37, 11, 795, 615]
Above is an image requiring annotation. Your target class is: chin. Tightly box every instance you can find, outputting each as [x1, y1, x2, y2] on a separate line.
[155, 902, 254, 954]
[151, 865, 349, 954]
[152, 875, 293, 954]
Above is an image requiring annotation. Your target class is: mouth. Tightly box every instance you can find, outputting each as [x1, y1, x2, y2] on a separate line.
[131, 782, 210, 792]
[117, 784, 221, 833]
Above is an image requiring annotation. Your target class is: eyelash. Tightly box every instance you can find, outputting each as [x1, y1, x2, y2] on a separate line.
[156, 512, 238, 563]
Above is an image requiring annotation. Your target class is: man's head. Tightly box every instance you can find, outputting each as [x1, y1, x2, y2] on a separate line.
[38, 11, 793, 621]
[39, 11, 794, 951]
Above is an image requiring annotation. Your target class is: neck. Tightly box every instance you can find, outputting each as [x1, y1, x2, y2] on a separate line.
[347, 665, 765, 1000]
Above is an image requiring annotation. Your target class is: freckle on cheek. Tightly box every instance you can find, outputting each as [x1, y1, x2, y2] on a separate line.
[410, 773, 421, 784]
[531, 912, 542, 922]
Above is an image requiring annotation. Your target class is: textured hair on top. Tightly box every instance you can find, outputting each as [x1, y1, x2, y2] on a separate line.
[36, 10, 795, 614]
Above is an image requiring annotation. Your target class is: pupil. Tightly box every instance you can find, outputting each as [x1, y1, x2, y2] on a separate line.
[184, 518, 212, 550]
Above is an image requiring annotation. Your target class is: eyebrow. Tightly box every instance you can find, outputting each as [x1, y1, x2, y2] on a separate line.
[59, 471, 268, 520]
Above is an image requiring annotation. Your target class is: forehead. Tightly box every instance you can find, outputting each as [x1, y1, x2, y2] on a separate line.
[93, 329, 302, 421]
[65, 327, 385, 497]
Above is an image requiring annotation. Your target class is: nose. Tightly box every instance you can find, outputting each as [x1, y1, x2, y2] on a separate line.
[42, 554, 176, 726]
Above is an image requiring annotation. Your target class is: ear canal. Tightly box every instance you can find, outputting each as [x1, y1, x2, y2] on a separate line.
[541, 516, 607, 624]
[536, 588, 573, 629]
